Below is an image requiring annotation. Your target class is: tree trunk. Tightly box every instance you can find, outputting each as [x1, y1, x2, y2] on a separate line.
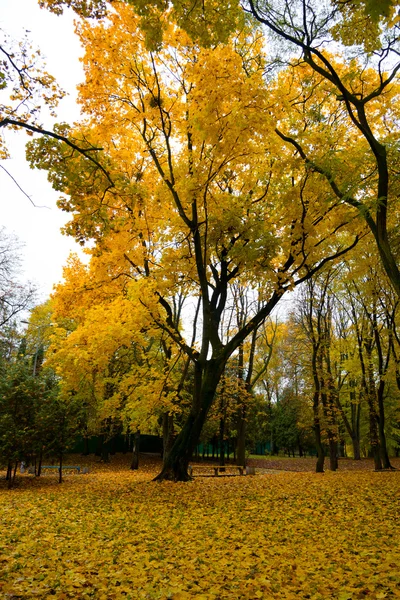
[6, 461, 12, 481]
[95, 435, 103, 457]
[82, 433, 90, 456]
[312, 346, 325, 473]
[131, 430, 140, 470]
[37, 447, 43, 477]
[366, 344, 382, 470]
[101, 437, 110, 463]
[350, 394, 361, 460]
[313, 385, 325, 472]
[328, 438, 338, 471]
[376, 380, 393, 469]
[154, 360, 223, 481]
[236, 407, 246, 466]
[219, 416, 225, 469]
[13, 461, 18, 483]
[59, 453, 63, 484]
[162, 413, 175, 460]
[7, 462, 13, 489]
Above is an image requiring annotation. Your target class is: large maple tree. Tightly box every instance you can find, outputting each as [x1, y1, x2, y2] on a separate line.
[28, 5, 365, 480]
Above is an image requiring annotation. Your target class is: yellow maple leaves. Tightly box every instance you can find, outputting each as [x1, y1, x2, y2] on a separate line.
[1, 459, 400, 599]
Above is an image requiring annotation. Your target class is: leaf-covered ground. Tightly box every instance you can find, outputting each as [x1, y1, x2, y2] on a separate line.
[247, 456, 400, 472]
[1, 456, 400, 599]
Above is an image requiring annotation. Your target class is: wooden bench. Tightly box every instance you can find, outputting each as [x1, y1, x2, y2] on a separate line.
[188, 465, 245, 477]
[41, 465, 81, 474]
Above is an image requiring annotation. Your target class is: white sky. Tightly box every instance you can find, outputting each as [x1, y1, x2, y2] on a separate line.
[0, 0, 85, 300]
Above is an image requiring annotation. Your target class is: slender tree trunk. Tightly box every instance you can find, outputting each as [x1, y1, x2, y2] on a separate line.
[6, 461, 12, 481]
[236, 408, 246, 466]
[376, 381, 392, 469]
[59, 453, 63, 484]
[95, 435, 102, 457]
[162, 413, 175, 460]
[313, 390, 325, 473]
[350, 391, 361, 460]
[7, 462, 13, 489]
[101, 437, 110, 463]
[219, 416, 225, 469]
[37, 447, 43, 477]
[365, 343, 383, 470]
[13, 461, 18, 483]
[131, 430, 140, 470]
[312, 347, 325, 472]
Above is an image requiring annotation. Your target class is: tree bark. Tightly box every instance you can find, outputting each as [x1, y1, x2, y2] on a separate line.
[154, 360, 223, 481]
[162, 413, 175, 460]
[236, 407, 246, 467]
[377, 381, 392, 469]
[59, 453, 63, 484]
[131, 430, 140, 470]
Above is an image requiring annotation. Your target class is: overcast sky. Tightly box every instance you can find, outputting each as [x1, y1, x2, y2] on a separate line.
[0, 0, 85, 300]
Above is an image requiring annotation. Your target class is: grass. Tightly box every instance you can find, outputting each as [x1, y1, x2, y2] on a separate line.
[0, 454, 400, 599]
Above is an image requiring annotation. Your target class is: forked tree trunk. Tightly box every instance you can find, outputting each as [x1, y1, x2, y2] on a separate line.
[154, 360, 223, 481]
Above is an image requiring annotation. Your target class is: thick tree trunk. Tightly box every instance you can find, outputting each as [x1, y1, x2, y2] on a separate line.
[154, 360, 223, 481]
[131, 430, 140, 470]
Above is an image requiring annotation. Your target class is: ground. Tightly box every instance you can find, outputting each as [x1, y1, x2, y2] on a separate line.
[0, 455, 400, 599]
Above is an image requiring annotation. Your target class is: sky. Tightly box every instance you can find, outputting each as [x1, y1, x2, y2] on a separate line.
[0, 0, 85, 300]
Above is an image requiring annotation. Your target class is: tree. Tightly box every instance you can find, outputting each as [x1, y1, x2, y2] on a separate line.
[29, 7, 361, 481]
[45, 0, 400, 297]
[0, 26, 112, 193]
[245, 0, 400, 298]
[0, 228, 36, 329]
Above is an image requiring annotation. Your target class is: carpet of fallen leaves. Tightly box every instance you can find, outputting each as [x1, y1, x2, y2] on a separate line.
[1, 455, 400, 600]
[247, 456, 400, 472]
